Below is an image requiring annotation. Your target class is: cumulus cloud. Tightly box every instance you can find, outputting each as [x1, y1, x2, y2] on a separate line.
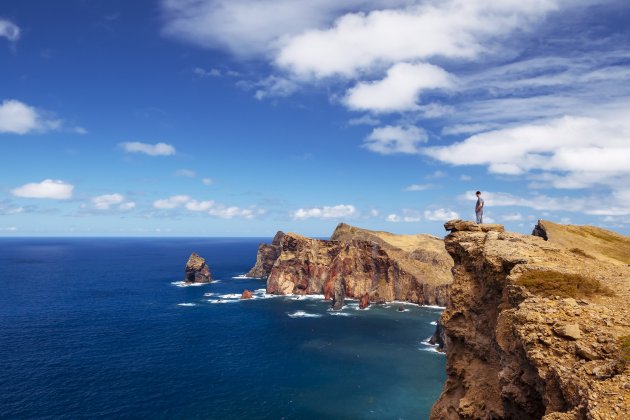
[423, 208, 459, 221]
[0, 19, 20, 42]
[12, 179, 74, 200]
[193, 67, 221, 77]
[119, 142, 176, 156]
[363, 125, 427, 154]
[385, 209, 421, 223]
[404, 184, 432, 192]
[90, 194, 135, 211]
[292, 204, 356, 220]
[343, 62, 454, 113]
[425, 113, 630, 189]
[0, 99, 61, 135]
[153, 194, 262, 219]
[276, 1, 559, 78]
[174, 169, 196, 177]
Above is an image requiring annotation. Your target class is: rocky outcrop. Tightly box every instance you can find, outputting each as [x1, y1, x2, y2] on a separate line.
[240, 289, 253, 299]
[533, 219, 630, 265]
[184, 252, 212, 283]
[359, 293, 370, 309]
[264, 224, 454, 307]
[431, 220, 630, 419]
[429, 320, 447, 352]
[246, 231, 285, 278]
[331, 279, 345, 310]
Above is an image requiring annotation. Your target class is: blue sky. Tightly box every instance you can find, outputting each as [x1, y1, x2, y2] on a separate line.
[1, 0, 630, 237]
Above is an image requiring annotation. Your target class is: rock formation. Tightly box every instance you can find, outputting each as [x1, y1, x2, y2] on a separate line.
[263, 223, 453, 306]
[184, 252, 212, 283]
[240, 289, 253, 300]
[359, 293, 370, 309]
[331, 279, 345, 310]
[428, 320, 447, 352]
[431, 220, 630, 419]
[246, 231, 285, 278]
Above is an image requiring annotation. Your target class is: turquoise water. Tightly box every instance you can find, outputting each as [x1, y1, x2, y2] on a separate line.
[0, 238, 445, 419]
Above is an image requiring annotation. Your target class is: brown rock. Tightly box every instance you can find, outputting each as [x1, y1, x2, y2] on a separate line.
[431, 221, 630, 420]
[554, 323, 581, 340]
[266, 223, 453, 306]
[184, 252, 212, 283]
[240, 289, 253, 299]
[359, 293, 370, 309]
[245, 231, 285, 278]
[331, 279, 345, 310]
[444, 219, 505, 233]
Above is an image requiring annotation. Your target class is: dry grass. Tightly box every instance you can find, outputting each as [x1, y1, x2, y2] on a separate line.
[516, 270, 614, 299]
[619, 336, 630, 368]
[569, 248, 594, 259]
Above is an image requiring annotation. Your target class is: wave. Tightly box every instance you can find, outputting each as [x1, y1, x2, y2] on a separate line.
[170, 281, 208, 288]
[287, 310, 323, 318]
[204, 292, 215, 297]
[177, 303, 196, 307]
[217, 293, 242, 299]
[419, 339, 445, 355]
[288, 294, 326, 301]
[328, 311, 351, 316]
[231, 274, 250, 279]
[430, 321, 438, 325]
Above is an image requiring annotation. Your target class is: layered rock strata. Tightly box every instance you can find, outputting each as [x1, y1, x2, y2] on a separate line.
[184, 252, 212, 283]
[246, 231, 285, 278]
[431, 220, 630, 419]
[258, 223, 453, 306]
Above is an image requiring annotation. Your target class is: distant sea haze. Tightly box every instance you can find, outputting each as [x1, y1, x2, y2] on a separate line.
[0, 237, 445, 419]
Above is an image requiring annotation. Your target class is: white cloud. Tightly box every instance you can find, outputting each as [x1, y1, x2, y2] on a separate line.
[364, 125, 426, 154]
[404, 184, 432, 192]
[425, 113, 630, 189]
[185, 200, 215, 211]
[174, 169, 196, 177]
[73, 126, 88, 135]
[253, 76, 299, 100]
[153, 194, 262, 218]
[153, 195, 191, 209]
[161, 0, 405, 58]
[423, 208, 459, 221]
[202, 177, 213, 185]
[385, 209, 421, 223]
[119, 142, 176, 156]
[292, 204, 356, 220]
[193, 67, 221, 77]
[0, 99, 61, 135]
[91, 193, 135, 211]
[501, 213, 524, 221]
[460, 175, 472, 181]
[0, 226, 18, 232]
[0, 19, 20, 42]
[348, 115, 381, 126]
[0, 201, 24, 215]
[11, 179, 74, 200]
[343, 62, 454, 113]
[276, 1, 559, 78]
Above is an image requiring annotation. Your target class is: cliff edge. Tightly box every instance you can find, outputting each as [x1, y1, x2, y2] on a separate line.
[431, 220, 630, 419]
[257, 223, 453, 306]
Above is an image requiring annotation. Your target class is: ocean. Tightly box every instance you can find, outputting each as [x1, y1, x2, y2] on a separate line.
[0, 238, 446, 419]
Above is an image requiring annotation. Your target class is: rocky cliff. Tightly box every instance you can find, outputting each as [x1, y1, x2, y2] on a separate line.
[246, 231, 285, 278]
[262, 223, 453, 306]
[184, 252, 212, 283]
[431, 220, 630, 419]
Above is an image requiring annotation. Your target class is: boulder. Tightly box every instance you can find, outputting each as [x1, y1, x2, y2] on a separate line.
[184, 252, 212, 283]
[359, 293, 370, 309]
[240, 289, 253, 300]
[444, 219, 505, 233]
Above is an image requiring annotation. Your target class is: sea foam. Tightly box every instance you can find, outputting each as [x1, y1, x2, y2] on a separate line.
[287, 310, 323, 318]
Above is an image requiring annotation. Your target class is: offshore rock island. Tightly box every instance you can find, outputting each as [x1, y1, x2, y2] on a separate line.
[431, 220, 630, 419]
[246, 223, 453, 306]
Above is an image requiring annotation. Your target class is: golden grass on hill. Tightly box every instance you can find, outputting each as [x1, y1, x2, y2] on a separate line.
[569, 248, 594, 259]
[516, 270, 614, 299]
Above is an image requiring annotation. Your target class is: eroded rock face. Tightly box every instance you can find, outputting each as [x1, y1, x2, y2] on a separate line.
[246, 231, 285, 278]
[359, 293, 370, 309]
[184, 252, 212, 283]
[241, 289, 253, 300]
[431, 221, 630, 419]
[264, 224, 454, 306]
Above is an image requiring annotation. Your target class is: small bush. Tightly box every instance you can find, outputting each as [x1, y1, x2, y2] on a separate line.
[516, 270, 613, 299]
[618, 336, 630, 368]
[569, 248, 593, 259]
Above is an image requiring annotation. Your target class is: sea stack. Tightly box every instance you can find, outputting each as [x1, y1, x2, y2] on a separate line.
[184, 252, 212, 283]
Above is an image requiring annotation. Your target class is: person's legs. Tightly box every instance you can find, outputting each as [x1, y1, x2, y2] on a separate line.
[476, 211, 483, 224]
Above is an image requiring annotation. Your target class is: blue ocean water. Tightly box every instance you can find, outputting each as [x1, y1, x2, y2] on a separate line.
[0, 238, 446, 419]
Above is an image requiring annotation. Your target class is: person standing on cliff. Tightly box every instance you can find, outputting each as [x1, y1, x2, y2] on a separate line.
[475, 191, 484, 224]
